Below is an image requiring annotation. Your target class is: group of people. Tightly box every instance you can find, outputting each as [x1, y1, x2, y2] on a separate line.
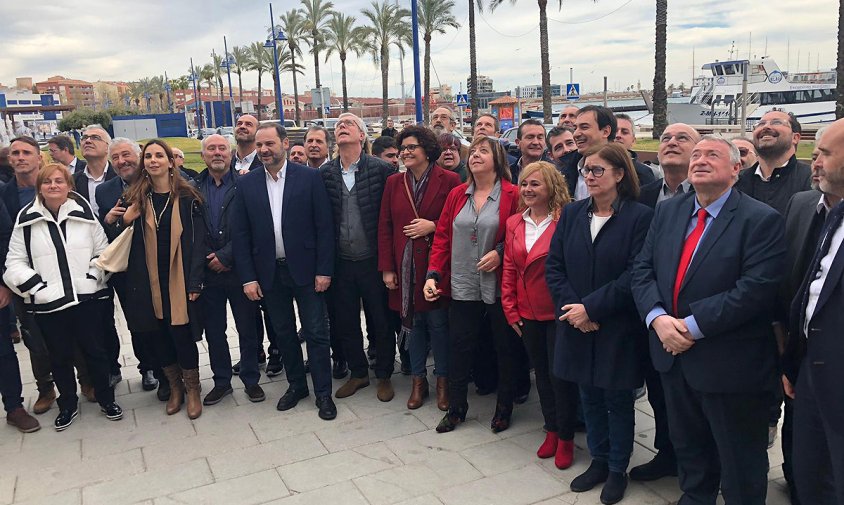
[0, 103, 842, 505]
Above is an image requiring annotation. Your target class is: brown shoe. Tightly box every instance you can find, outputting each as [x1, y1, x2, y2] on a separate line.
[376, 378, 395, 402]
[6, 407, 40, 433]
[407, 377, 429, 409]
[80, 383, 96, 403]
[162, 365, 184, 415]
[33, 388, 56, 415]
[436, 377, 449, 411]
[335, 377, 370, 398]
[182, 368, 202, 420]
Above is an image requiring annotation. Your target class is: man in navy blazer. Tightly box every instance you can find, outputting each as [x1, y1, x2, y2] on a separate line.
[231, 122, 337, 420]
[632, 137, 786, 505]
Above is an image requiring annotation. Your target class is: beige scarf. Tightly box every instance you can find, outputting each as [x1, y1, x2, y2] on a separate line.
[143, 195, 189, 325]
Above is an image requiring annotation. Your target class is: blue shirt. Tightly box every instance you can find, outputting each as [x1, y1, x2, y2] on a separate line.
[17, 186, 35, 209]
[645, 188, 733, 340]
[205, 170, 233, 235]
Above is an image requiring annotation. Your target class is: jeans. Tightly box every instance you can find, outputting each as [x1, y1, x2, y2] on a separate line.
[202, 271, 260, 388]
[263, 261, 332, 397]
[579, 383, 635, 473]
[409, 308, 449, 377]
[0, 321, 23, 412]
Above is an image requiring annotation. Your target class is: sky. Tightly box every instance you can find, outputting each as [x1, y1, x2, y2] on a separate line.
[0, 0, 838, 100]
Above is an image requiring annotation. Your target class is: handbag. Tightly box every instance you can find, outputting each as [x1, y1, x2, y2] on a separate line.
[95, 224, 134, 273]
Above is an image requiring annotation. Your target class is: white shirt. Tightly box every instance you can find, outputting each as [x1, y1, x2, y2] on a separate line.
[574, 157, 589, 201]
[235, 150, 258, 173]
[522, 209, 552, 253]
[82, 165, 108, 217]
[68, 158, 78, 172]
[804, 214, 844, 336]
[590, 214, 612, 241]
[341, 157, 360, 191]
[265, 163, 287, 260]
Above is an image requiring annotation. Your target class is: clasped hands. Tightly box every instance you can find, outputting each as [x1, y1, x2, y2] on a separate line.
[559, 303, 600, 332]
[652, 314, 695, 355]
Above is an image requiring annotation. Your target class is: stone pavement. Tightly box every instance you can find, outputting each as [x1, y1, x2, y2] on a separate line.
[2, 306, 794, 505]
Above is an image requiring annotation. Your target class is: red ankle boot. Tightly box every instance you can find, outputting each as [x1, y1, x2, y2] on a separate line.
[555, 438, 574, 469]
[537, 431, 559, 458]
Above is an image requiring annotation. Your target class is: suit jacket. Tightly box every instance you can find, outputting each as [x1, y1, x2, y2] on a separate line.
[631, 189, 786, 393]
[786, 202, 844, 431]
[196, 169, 242, 269]
[780, 190, 824, 320]
[71, 158, 87, 175]
[72, 162, 117, 204]
[231, 162, 335, 290]
[501, 212, 558, 324]
[546, 198, 653, 389]
[377, 165, 461, 313]
[0, 178, 27, 223]
[95, 176, 129, 236]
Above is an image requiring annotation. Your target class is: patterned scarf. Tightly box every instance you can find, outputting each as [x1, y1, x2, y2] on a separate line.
[399, 163, 433, 344]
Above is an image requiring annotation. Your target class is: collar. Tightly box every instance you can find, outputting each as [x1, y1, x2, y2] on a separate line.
[340, 156, 361, 174]
[265, 160, 288, 182]
[662, 179, 692, 195]
[465, 179, 502, 200]
[211, 169, 234, 187]
[83, 163, 109, 182]
[818, 194, 833, 214]
[308, 157, 329, 169]
[522, 208, 552, 226]
[693, 187, 732, 218]
[236, 149, 257, 165]
[752, 154, 795, 181]
[17, 192, 94, 227]
[69, 158, 78, 168]
[587, 196, 622, 215]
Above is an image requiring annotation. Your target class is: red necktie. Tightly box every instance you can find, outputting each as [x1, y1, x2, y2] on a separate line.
[673, 208, 708, 315]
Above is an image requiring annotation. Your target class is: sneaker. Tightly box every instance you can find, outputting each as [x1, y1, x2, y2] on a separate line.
[54, 407, 79, 431]
[141, 370, 158, 391]
[265, 358, 284, 377]
[100, 403, 123, 421]
[6, 407, 40, 433]
[203, 385, 233, 406]
[245, 384, 266, 403]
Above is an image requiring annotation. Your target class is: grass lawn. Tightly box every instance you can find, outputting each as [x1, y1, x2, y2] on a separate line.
[635, 138, 815, 160]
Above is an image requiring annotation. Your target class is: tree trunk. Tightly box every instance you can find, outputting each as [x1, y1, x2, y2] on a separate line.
[291, 50, 302, 125]
[652, 0, 668, 138]
[381, 44, 390, 125]
[341, 52, 350, 112]
[468, 0, 479, 115]
[237, 71, 244, 111]
[837, 0, 844, 118]
[538, 0, 552, 123]
[314, 28, 324, 119]
[424, 32, 432, 124]
[257, 71, 263, 121]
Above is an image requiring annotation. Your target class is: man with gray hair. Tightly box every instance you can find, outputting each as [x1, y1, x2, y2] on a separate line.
[74, 125, 117, 220]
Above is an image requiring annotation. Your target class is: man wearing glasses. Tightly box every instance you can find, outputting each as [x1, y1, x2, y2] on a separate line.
[732, 137, 758, 170]
[73, 125, 117, 219]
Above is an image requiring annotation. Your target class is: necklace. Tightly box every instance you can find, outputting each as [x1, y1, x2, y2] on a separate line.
[148, 192, 171, 230]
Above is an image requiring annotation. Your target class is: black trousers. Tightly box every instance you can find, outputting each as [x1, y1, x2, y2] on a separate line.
[12, 296, 53, 393]
[111, 274, 161, 378]
[643, 360, 674, 457]
[521, 319, 578, 438]
[793, 359, 844, 505]
[448, 299, 529, 412]
[99, 295, 122, 375]
[0, 318, 23, 413]
[35, 299, 114, 410]
[333, 257, 394, 379]
[781, 396, 800, 503]
[324, 289, 345, 363]
[256, 301, 278, 358]
[149, 319, 198, 371]
[662, 359, 770, 505]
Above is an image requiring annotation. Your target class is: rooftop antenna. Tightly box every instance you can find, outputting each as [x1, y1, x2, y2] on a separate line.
[729, 40, 736, 60]
[748, 32, 751, 60]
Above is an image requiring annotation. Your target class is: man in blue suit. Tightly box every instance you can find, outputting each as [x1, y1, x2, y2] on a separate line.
[632, 137, 786, 505]
[231, 122, 337, 421]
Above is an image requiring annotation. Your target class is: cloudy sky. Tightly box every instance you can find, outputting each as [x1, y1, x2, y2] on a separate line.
[0, 0, 838, 99]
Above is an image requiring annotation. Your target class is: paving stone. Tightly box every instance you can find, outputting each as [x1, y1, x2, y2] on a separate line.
[436, 464, 567, 505]
[459, 438, 538, 476]
[278, 449, 396, 493]
[82, 458, 214, 505]
[262, 481, 369, 505]
[392, 495, 445, 505]
[0, 475, 14, 505]
[385, 419, 501, 464]
[80, 408, 196, 459]
[142, 428, 260, 470]
[168, 469, 289, 504]
[248, 404, 358, 443]
[11, 489, 81, 505]
[315, 411, 428, 452]
[206, 432, 327, 481]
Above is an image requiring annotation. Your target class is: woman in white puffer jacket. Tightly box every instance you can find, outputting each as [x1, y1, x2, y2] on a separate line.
[4, 163, 123, 431]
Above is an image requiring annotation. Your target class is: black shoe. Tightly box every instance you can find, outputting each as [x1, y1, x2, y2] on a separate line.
[276, 387, 309, 411]
[54, 407, 79, 431]
[436, 407, 467, 433]
[141, 370, 158, 391]
[231, 361, 241, 375]
[570, 460, 610, 492]
[100, 402, 123, 421]
[265, 358, 284, 377]
[629, 450, 677, 481]
[109, 372, 123, 387]
[157, 380, 171, 402]
[245, 384, 266, 403]
[233, 352, 267, 375]
[332, 360, 349, 379]
[490, 403, 513, 433]
[600, 471, 628, 505]
[203, 385, 233, 406]
[316, 395, 337, 420]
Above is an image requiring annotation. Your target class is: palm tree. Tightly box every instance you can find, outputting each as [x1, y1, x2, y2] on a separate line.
[361, 0, 411, 124]
[324, 13, 365, 112]
[127, 81, 144, 110]
[836, 0, 844, 118]
[279, 9, 307, 124]
[419, 0, 460, 123]
[172, 75, 190, 91]
[247, 41, 273, 120]
[150, 75, 166, 112]
[200, 63, 218, 127]
[652, 0, 668, 137]
[231, 45, 251, 109]
[301, 0, 335, 117]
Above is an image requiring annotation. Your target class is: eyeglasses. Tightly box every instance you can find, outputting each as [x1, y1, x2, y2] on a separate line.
[399, 144, 420, 152]
[334, 119, 358, 130]
[754, 119, 790, 129]
[579, 166, 607, 177]
[81, 134, 105, 143]
[738, 148, 750, 156]
[659, 133, 694, 144]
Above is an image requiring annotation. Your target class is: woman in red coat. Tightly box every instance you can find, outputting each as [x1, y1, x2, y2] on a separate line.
[424, 136, 522, 433]
[501, 160, 579, 470]
[378, 125, 461, 410]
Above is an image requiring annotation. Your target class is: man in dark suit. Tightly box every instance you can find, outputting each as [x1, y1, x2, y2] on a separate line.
[46, 135, 86, 174]
[784, 118, 844, 505]
[232, 122, 337, 420]
[632, 136, 786, 504]
[509, 119, 549, 182]
[73, 126, 117, 219]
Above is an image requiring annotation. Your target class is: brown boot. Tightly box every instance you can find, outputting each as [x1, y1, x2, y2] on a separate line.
[376, 378, 395, 402]
[182, 368, 202, 420]
[335, 377, 370, 398]
[33, 387, 56, 415]
[436, 377, 449, 411]
[162, 365, 184, 415]
[407, 377, 429, 409]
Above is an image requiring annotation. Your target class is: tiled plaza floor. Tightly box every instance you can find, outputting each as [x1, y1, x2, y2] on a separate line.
[2, 305, 793, 505]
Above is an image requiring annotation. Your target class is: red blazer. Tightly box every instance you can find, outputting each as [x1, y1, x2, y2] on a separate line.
[428, 179, 520, 296]
[501, 212, 558, 324]
[378, 165, 461, 312]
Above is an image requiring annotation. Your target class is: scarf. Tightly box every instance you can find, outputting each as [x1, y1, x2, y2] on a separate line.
[143, 194, 189, 325]
[399, 163, 433, 345]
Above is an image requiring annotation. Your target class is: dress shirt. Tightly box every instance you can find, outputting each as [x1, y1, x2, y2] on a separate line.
[656, 179, 692, 204]
[265, 163, 287, 260]
[522, 209, 552, 252]
[645, 188, 733, 339]
[206, 170, 233, 234]
[82, 165, 108, 216]
[68, 158, 78, 172]
[574, 157, 589, 201]
[804, 205, 844, 336]
[234, 150, 257, 173]
[340, 157, 360, 191]
[451, 181, 502, 304]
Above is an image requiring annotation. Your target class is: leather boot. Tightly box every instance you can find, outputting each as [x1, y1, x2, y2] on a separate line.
[435, 377, 449, 411]
[162, 365, 184, 415]
[406, 377, 429, 409]
[182, 368, 202, 420]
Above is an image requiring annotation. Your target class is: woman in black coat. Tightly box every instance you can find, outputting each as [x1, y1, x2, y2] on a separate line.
[545, 143, 653, 504]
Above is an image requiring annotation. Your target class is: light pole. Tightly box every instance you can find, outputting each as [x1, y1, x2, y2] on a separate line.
[222, 35, 236, 125]
[266, 3, 286, 124]
[410, 0, 423, 124]
[189, 58, 203, 132]
[164, 71, 173, 113]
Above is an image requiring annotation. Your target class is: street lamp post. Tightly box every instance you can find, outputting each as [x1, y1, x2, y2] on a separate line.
[222, 35, 236, 126]
[164, 71, 173, 113]
[410, 0, 423, 124]
[266, 3, 286, 124]
[189, 58, 203, 131]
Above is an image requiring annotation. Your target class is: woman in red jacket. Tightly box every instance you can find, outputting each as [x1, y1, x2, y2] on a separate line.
[424, 136, 521, 433]
[501, 160, 579, 469]
[379, 125, 461, 410]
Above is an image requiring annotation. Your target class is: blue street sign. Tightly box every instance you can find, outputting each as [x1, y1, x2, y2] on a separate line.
[566, 83, 580, 101]
[456, 93, 469, 107]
